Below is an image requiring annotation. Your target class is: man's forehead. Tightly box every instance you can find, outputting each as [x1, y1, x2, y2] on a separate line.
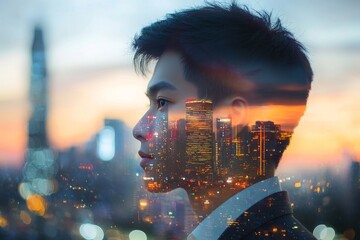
[145, 51, 189, 95]
[146, 81, 177, 96]
[151, 51, 184, 79]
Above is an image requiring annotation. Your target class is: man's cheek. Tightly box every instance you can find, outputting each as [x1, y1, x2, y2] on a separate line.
[150, 108, 169, 161]
[168, 104, 186, 123]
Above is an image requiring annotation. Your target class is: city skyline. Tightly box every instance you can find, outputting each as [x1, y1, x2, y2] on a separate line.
[139, 97, 294, 194]
[1, 0, 359, 174]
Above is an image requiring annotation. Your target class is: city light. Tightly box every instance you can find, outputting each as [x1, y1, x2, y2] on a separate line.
[97, 126, 115, 161]
[0, 216, 8, 228]
[129, 230, 147, 240]
[143, 177, 154, 181]
[79, 223, 104, 240]
[105, 229, 124, 239]
[18, 182, 33, 200]
[139, 199, 148, 210]
[20, 211, 31, 225]
[31, 178, 56, 196]
[26, 194, 47, 216]
[313, 224, 336, 240]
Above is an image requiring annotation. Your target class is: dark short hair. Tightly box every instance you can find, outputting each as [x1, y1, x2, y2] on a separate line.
[132, 2, 313, 106]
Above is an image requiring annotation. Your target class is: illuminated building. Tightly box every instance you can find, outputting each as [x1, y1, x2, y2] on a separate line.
[277, 130, 291, 159]
[250, 121, 288, 178]
[168, 121, 177, 176]
[232, 138, 241, 157]
[168, 119, 186, 178]
[232, 125, 251, 176]
[216, 117, 232, 178]
[185, 99, 213, 180]
[143, 115, 160, 188]
[154, 110, 169, 181]
[250, 121, 274, 177]
[176, 119, 186, 175]
[140, 110, 169, 190]
[155, 111, 169, 158]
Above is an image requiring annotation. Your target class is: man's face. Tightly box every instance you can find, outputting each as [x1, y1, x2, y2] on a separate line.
[132, 51, 301, 194]
[133, 51, 198, 192]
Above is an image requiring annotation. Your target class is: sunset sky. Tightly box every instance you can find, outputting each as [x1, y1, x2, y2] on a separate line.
[0, 0, 359, 172]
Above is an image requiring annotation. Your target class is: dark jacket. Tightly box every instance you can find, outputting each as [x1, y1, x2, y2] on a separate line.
[219, 191, 316, 240]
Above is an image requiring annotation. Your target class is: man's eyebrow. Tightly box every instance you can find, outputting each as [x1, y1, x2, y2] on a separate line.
[146, 81, 177, 97]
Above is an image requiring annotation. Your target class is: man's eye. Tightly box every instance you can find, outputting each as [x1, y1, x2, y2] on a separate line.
[156, 98, 168, 109]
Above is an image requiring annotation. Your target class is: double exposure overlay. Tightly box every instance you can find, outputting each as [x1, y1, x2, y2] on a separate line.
[0, 1, 359, 240]
[132, 44, 313, 238]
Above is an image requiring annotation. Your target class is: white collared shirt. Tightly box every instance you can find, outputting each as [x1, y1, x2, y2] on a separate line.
[187, 177, 282, 240]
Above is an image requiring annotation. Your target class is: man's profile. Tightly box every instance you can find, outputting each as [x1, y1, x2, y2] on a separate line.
[132, 3, 315, 239]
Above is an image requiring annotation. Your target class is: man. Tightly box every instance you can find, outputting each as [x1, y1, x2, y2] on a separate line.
[132, 3, 315, 239]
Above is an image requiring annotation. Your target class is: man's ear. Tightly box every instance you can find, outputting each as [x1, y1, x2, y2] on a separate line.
[231, 97, 248, 127]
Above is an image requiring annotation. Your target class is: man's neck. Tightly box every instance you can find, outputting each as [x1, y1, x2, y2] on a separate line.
[187, 176, 282, 240]
[185, 175, 271, 221]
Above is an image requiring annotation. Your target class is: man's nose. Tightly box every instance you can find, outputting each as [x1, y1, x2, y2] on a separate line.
[133, 119, 146, 142]
[133, 114, 155, 142]
[133, 114, 156, 142]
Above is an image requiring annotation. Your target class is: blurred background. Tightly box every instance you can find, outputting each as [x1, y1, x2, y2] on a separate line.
[0, 0, 359, 239]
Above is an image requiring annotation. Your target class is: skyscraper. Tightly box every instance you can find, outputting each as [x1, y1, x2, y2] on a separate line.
[232, 124, 251, 176]
[28, 26, 48, 149]
[168, 119, 186, 178]
[176, 119, 186, 175]
[185, 99, 213, 180]
[23, 26, 56, 197]
[216, 117, 232, 178]
[153, 110, 169, 178]
[140, 109, 170, 190]
[250, 121, 279, 177]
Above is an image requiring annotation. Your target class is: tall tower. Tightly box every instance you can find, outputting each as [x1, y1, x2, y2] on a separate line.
[28, 26, 48, 149]
[153, 110, 169, 180]
[250, 121, 278, 178]
[185, 99, 213, 180]
[22, 26, 56, 198]
[141, 109, 169, 191]
[216, 117, 232, 178]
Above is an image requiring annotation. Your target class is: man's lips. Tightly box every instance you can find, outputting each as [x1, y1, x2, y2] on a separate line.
[138, 150, 152, 159]
[138, 151, 154, 169]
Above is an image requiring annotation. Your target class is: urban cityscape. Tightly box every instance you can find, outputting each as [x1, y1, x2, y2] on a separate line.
[0, 26, 359, 240]
[138, 97, 294, 218]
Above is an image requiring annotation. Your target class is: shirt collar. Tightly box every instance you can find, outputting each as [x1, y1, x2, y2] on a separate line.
[187, 177, 282, 240]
